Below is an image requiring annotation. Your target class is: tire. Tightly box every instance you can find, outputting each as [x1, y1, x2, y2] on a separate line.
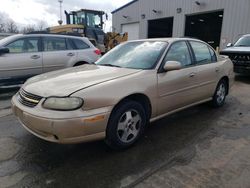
[212, 79, 227, 107]
[105, 100, 147, 150]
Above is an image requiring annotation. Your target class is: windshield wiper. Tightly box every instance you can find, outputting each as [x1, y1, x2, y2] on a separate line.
[99, 63, 121, 68]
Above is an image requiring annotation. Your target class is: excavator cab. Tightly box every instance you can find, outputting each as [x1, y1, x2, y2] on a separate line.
[65, 9, 106, 53]
[65, 9, 104, 29]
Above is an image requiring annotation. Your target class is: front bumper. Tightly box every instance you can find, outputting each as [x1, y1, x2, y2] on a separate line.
[12, 95, 111, 144]
[234, 66, 250, 75]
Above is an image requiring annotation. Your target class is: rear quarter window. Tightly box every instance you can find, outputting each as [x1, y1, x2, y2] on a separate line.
[72, 39, 90, 49]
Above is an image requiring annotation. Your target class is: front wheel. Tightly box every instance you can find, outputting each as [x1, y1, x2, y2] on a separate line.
[212, 80, 227, 107]
[105, 100, 147, 150]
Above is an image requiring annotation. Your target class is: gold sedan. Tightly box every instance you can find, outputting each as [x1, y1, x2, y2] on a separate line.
[12, 38, 234, 149]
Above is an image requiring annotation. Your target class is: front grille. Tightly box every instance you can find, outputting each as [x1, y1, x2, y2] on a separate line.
[225, 53, 250, 67]
[17, 89, 42, 107]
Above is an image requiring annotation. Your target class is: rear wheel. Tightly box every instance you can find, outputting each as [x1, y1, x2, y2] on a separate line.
[105, 100, 146, 150]
[212, 79, 227, 107]
[74, 62, 88, 66]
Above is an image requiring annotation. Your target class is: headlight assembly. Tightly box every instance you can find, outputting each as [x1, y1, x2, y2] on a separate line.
[43, 97, 83, 111]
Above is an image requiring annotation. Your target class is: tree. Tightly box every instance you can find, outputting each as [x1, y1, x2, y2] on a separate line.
[6, 20, 18, 33]
[36, 20, 48, 31]
[0, 13, 6, 32]
[0, 22, 5, 33]
[21, 25, 36, 33]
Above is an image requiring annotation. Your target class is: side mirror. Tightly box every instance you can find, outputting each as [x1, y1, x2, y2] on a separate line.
[163, 61, 182, 71]
[0, 47, 9, 55]
[226, 43, 233, 47]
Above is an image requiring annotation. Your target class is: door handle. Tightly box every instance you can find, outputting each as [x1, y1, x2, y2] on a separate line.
[189, 73, 196, 77]
[67, 52, 75, 57]
[215, 67, 220, 72]
[30, 55, 40, 59]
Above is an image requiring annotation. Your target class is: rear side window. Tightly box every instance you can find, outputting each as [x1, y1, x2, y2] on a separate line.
[190, 41, 212, 64]
[6, 37, 39, 53]
[66, 39, 74, 50]
[43, 37, 67, 51]
[72, 39, 90, 49]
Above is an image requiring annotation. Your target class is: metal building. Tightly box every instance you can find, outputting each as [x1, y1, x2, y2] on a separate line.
[112, 0, 250, 49]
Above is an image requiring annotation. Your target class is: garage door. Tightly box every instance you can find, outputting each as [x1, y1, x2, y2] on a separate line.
[185, 11, 224, 49]
[148, 17, 173, 38]
[122, 23, 139, 41]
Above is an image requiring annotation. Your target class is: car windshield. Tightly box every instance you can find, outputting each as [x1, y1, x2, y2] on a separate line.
[95, 41, 167, 69]
[234, 36, 250, 47]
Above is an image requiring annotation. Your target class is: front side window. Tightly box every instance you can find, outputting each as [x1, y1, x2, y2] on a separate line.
[96, 41, 167, 69]
[6, 38, 39, 53]
[76, 12, 86, 25]
[190, 41, 212, 64]
[43, 37, 67, 51]
[164, 41, 192, 67]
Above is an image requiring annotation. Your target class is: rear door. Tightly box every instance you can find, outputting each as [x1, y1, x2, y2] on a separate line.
[188, 41, 220, 100]
[0, 37, 42, 86]
[42, 36, 77, 72]
[157, 41, 199, 115]
[71, 38, 99, 63]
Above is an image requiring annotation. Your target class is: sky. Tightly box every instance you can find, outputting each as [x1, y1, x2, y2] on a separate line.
[0, 0, 131, 32]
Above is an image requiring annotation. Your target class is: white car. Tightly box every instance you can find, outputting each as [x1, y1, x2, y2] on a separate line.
[0, 34, 101, 88]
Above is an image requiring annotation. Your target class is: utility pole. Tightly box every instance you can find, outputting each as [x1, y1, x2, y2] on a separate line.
[58, 0, 63, 25]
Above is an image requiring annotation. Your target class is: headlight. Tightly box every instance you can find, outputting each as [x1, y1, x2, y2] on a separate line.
[43, 97, 83, 111]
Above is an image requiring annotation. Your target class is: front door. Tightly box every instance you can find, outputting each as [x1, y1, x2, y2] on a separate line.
[157, 41, 199, 115]
[0, 37, 43, 86]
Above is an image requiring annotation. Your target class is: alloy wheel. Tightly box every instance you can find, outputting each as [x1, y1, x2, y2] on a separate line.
[117, 110, 142, 143]
[216, 83, 226, 104]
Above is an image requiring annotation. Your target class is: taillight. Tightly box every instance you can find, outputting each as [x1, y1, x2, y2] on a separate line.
[94, 49, 101, 55]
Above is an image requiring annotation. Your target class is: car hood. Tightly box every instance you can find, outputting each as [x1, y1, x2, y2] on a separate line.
[23, 64, 141, 97]
[221, 46, 250, 54]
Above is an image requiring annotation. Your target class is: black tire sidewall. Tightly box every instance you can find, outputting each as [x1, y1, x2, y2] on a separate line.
[106, 100, 146, 149]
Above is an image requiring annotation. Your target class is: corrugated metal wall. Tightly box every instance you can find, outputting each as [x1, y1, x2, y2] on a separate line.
[112, 0, 250, 49]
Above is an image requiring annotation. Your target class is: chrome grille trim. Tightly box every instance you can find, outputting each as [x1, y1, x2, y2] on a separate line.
[18, 89, 42, 108]
[227, 53, 250, 66]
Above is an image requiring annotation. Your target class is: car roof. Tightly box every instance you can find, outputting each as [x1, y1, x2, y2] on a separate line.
[127, 37, 203, 43]
[242, 34, 250, 37]
[22, 33, 89, 40]
[0, 33, 91, 46]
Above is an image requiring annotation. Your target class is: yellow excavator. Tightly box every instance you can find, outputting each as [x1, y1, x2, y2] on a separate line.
[48, 9, 127, 54]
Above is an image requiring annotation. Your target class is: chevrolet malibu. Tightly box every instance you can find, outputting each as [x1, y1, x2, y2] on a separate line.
[12, 38, 234, 149]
